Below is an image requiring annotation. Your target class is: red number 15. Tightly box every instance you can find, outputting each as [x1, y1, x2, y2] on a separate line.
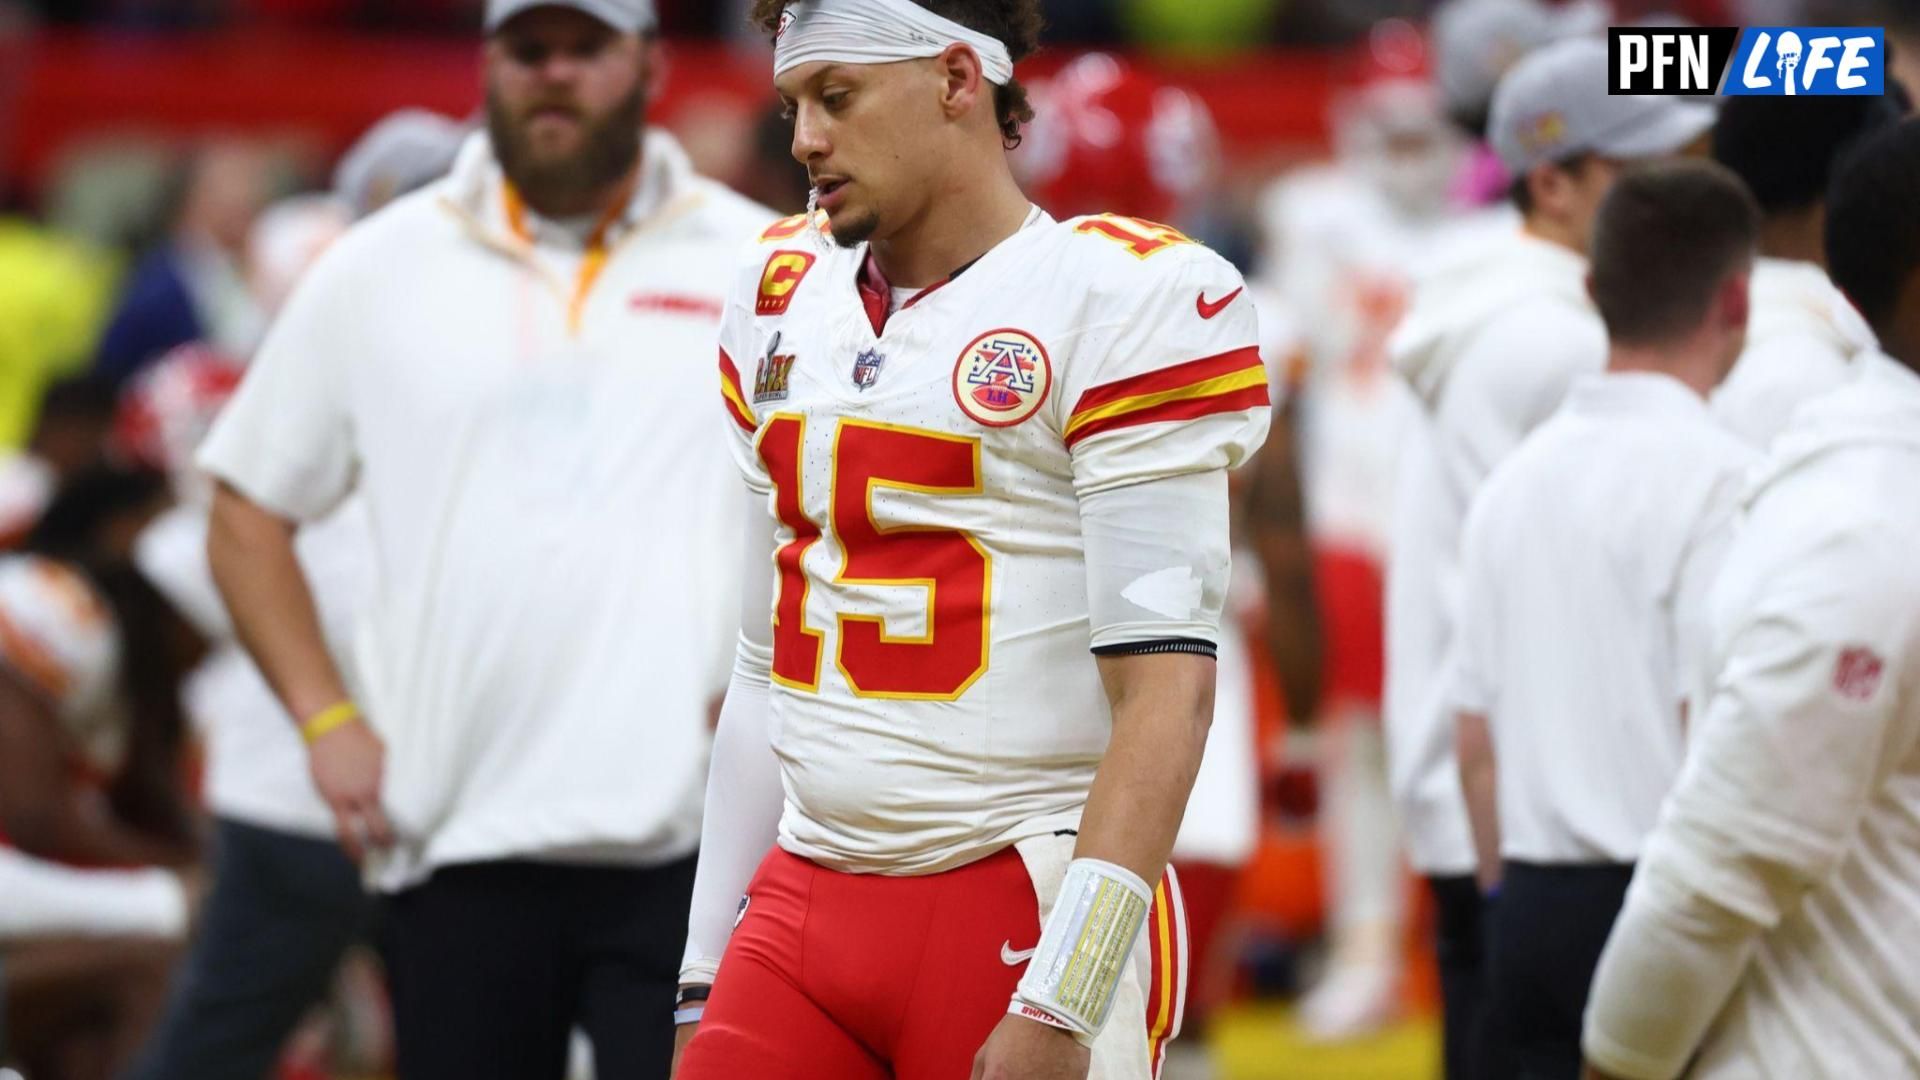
[757, 416, 991, 700]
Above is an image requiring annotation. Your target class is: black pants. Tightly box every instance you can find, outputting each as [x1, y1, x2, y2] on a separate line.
[1427, 874, 1492, 1080]
[1485, 861, 1636, 1080]
[127, 818, 376, 1080]
[385, 855, 696, 1080]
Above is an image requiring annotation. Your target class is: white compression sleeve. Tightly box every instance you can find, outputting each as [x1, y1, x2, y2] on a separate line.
[1080, 469, 1232, 652]
[0, 846, 188, 941]
[680, 493, 783, 987]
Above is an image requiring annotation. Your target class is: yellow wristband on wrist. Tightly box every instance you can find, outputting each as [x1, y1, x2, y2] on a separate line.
[300, 701, 361, 744]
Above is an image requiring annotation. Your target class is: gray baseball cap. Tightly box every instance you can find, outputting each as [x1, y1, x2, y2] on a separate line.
[1489, 37, 1716, 175]
[484, 0, 656, 34]
[1432, 0, 1609, 123]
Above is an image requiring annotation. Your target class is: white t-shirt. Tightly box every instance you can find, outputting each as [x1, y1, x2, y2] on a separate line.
[715, 209, 1269, 875]
[1452, 372, 1757, 865]
[1382, 227, 1607, 875]
[1710, 257, 1873, 449]
[1584, 352, 1920, 1079]
[199, 131, 775, 891]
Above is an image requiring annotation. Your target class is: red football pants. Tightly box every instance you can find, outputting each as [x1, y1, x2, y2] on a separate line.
[679, 844, 1186, 1080]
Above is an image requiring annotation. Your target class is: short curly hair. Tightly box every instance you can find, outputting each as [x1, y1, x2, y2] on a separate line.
[750, 0, 1043, 147]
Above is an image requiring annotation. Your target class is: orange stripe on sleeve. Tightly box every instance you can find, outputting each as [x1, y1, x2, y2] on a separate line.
[1064, 347, 1268, 448]
[1071, 347, 1264, 418]
[718, 349, 758, 433]
[1065, 383, 1269, 449]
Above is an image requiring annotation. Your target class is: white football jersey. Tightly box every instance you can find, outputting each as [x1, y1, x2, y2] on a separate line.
[717, 209, 1270, 875]
[0, 555, 121, 770]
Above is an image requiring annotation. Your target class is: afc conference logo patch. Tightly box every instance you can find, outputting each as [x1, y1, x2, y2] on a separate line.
[1608, 26, 1884, 96]
[1834, 646, 1886, 703]
[756, 250, 816, 317]
[952, 329, 1052, 428]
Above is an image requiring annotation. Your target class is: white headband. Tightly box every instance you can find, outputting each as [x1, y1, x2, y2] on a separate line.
[773, 0, 1015, 86]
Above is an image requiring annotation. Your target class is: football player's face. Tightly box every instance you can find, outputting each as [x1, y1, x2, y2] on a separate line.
[777, 60, 942, 248]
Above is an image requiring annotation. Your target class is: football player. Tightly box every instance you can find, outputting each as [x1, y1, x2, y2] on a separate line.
[675, 3, 1271, 1079]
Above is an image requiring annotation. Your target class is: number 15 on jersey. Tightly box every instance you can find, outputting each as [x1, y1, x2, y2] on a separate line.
[758, 415, 992, 702]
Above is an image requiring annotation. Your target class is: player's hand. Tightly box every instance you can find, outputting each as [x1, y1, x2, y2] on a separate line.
[970, 1014, 1091, 1080]
[670, 1021, 698, 1076]
[308, 717, 393, 862]
[1581, 1063, 1630, 1080]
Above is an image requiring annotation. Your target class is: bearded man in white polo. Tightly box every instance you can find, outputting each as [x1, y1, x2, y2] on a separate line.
[198, 2, 776, 1076]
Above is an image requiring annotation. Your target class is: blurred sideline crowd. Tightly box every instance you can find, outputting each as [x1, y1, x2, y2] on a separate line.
[1, 1, 1918, 1079]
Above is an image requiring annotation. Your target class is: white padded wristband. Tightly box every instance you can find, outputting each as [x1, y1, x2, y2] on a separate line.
[1013, 858, 1154, 1042]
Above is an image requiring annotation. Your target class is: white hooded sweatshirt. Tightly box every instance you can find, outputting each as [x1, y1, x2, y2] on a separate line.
[1383, 228, 1606, 874]
[1710, 257, 1876, 450]
[1584, 351, 1920, 1079]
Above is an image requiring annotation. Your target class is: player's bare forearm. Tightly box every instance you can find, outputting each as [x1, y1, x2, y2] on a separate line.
[1456, 710, 1502, 893]
[1077, 652, 1216, 884]
[1247, 409, 1322, 722]
[208, 482, 350, 722]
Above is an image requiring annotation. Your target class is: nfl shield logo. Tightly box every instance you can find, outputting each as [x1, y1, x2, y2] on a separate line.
[852, 348, 886, 391]
[1834, 646, 1885, 702]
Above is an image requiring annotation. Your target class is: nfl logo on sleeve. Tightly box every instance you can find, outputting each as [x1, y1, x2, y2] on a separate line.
[1834, 646, 1886, 703]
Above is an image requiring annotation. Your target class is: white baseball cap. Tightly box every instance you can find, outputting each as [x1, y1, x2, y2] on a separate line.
[484, 0, 656, 34]
[1490, 37, 1716, 175]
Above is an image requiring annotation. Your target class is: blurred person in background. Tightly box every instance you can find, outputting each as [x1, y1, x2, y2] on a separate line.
[123, 195, 389, 1080]
[1708, 92, 1906, 450]
[1255, 60, 1472, 1042]
[331, 108, 469, 221]
[731, 105, 814, 215]
[1582, 116, 1920, 1080]
[0, 378, 120, 549]
[92, 140, 273, 388]
[0, 221, 119, 449]
[1384, 37, 1712, 1080]
[197, 1, 775, 1077]
[1453, 160, 1760, 1080]
[1428, 0, 1607, 205]
[1017, 53, 1322, 1078]
[0, 469, 198, 1080]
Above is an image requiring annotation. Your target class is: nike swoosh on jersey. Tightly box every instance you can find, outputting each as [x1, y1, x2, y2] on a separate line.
[1196, 287, 1244, 320]
[1001, 941, 1038, 966]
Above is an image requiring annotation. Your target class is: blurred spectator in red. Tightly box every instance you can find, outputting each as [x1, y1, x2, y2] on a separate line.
[0, 465, 197, 1080]
[1016, 52, 1220, 227]
[92, 141, 272, 388]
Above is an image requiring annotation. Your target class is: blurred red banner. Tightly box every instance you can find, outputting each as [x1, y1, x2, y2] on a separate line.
[5, 29, 1336, 196]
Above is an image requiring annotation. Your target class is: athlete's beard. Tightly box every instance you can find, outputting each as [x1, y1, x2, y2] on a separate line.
[487, 83, 644, 216]
[827, 203, 880, 249]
